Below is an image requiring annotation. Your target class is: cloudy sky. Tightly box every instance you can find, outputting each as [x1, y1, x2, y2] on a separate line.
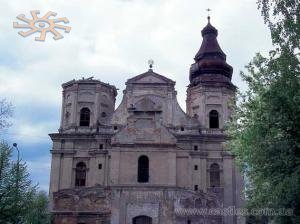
[0, 0, 273, 191]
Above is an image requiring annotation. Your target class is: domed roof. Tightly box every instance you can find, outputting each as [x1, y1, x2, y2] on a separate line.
[189, 17, 233, 86]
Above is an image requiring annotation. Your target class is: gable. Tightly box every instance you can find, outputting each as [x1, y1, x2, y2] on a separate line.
[126, 70, 175, 86]
[133, 74, 168, 84]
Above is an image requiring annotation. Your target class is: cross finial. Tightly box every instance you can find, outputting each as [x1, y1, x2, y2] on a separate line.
[206, 8, 211, 22]
[148, 59, 154, 70]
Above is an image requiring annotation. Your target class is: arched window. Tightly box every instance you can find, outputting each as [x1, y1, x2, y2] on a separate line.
[210, 163, 220, 187]
[209, 110, 219, 128]
[75, 162, 87, 187]
[138, 155, 149, 183]
[80, 108, 90, 126]
[133, 216, 152, 224]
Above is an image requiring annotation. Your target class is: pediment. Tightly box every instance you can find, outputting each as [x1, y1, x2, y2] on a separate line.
[126, 70, 175, 85]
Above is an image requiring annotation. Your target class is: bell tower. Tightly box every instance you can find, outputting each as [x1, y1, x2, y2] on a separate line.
[186, 16, 236, 129]
[59, 77, 117, 133]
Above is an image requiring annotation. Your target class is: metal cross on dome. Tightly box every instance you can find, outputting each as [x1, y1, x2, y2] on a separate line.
[206, 8, 212, 22]
[206, 8, 211, 16]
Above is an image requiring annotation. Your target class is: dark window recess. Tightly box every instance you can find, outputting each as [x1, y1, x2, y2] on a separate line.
[194, 165, 198, 170]
[209, 110, 219, 128]
[75, 162, 87, 187]
[194, 185, 198, 191]
[133, 216, 152, 224]
[99, 144, 103, 149]
[80, 107, 90, 126]
[194, 145, 198, 151]
[114, 126, 118, 130]
[101, 112, 107, 117]
[187, 220, 191, 224]
[180, 127, 184, 131]
[98, 164, 102, 170]
[210, 163, 220, 187]
[138, 155, 149, 183]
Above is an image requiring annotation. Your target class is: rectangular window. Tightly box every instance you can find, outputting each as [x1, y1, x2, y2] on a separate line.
[194, 185, 198, 191]
[98, 164, 102, 170]
[99, 144, 103, 149]
[194, 145, 198, 151]
[194, 165, 198, 170]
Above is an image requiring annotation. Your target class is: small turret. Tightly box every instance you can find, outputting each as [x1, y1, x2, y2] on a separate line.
[59, 77, 117, 133]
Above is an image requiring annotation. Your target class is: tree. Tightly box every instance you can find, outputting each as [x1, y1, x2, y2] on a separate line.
[257, 0, 299, 50]
[227, 1, 300, 223]
[0, 100, 50, 223]
[0, 142, 50, 224]
[0, 142, 36, 223]
[25, 191, 51, 224]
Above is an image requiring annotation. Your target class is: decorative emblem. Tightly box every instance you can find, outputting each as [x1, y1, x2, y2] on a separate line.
[13, 10, 71, 41]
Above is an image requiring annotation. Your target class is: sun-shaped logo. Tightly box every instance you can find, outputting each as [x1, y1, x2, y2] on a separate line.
[13, 10, 71, 41]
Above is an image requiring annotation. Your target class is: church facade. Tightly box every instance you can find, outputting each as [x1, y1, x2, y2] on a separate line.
[49, 18, 245, 224]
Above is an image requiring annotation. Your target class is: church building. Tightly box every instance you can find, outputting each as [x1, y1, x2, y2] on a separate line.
[49, 17, 245, 224]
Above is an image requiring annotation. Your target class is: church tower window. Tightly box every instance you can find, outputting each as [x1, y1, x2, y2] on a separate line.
[210, 163, 220, 187]
[209, 110, 219, 128]
[75, 162, 87, 187]
[138, 155, 149, 183]
[79, 107, 90, 126]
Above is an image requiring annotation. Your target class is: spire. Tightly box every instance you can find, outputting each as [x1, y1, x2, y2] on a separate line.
[189, 17, 233, 86]
[195, 17, 225, 61]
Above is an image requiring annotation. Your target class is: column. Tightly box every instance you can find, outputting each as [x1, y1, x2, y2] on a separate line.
[60, 155, 73, 189]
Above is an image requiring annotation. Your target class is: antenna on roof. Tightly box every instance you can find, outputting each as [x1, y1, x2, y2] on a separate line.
[87, 76, 94, 80]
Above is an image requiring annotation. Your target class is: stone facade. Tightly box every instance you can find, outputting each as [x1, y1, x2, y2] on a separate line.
[49, 19, 245, 224]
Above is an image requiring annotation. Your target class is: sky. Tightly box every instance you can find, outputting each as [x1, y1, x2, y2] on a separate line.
[0, 0, 273, 192]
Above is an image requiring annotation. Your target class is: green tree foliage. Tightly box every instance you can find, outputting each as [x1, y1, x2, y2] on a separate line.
[228, 51, 300, 223]
[0, 142, 50, 224]
[228, 1, 300, 223]
[25, 191, 51, 224]
[257, 0, 299, 49]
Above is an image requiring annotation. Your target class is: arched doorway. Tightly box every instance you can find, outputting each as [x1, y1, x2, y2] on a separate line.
[132, 215, 152, 224]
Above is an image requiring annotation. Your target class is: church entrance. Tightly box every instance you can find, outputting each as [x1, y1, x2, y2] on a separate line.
[132, 215, 152, 224]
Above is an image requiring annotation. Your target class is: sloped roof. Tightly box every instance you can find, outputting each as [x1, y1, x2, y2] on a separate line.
[126, 69, 175, 86]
